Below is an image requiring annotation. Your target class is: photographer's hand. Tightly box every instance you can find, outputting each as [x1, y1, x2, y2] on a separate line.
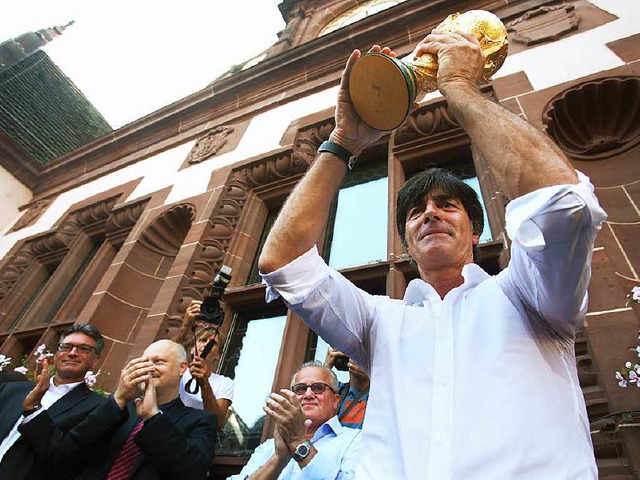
[323, 347, 346, 369]
[171, 300, 202, 344]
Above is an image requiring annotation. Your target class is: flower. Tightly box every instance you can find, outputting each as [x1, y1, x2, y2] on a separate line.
[0, 354, 11, 371]
[616, 371, 628, 388]
[84, 370, 99, 387]
[14, 366, 28, 375]
[34, 344, 54, 363]
[626, 286, 640, 306]
[616, 324, 640, 389]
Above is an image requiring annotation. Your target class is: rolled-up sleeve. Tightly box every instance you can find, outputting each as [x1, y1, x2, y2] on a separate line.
[261, 247, 376, 371]
[498, 171, 607, 338]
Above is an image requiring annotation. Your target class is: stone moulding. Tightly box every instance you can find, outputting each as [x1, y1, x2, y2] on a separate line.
[542, 76, 640, 161]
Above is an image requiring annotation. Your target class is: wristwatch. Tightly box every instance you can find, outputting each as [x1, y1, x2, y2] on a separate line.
[292, 440, 313, 462]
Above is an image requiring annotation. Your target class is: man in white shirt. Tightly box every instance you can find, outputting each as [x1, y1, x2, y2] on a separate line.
[174, 300, 234, 428]
[0, 323, 106, 480]
[258, 31, 605, 479]
[229, 361, 360, 480]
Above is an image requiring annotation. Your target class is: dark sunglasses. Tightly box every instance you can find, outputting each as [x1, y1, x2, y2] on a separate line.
[291, 382, 336, 396]
[58, 342, 97, 355]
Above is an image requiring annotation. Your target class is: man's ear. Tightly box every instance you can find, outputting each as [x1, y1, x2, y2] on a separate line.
[179, 361, 188, 376]
[472, 232, 480, 246]
[332, 393, 340, 412]
[90, 356, 100, 370]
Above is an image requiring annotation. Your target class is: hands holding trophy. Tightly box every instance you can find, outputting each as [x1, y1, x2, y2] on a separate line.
[348, 10, 508, 131]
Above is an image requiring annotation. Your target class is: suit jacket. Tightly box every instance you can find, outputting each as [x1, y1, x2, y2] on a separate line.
[0, 380, 105, 480]
[20, 396, 217, 480]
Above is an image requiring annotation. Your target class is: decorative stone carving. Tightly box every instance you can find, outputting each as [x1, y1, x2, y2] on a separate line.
[507, 5, 579, 46]
[292, 121, 334, 166]
[394, 104, 460, 145]
[0, 251, 33, 302]
[139, 204, 196, 257]
[9, 199, 52, 232]
[186, 126, 235, 164]
[542, 76, 640, 160]
[105, 199, 148, 245]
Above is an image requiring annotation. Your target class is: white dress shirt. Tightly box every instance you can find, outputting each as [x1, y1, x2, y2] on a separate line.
[179, 369, 234, 410]
[262, 172, 606, 479]
[0, 378, 82, 462]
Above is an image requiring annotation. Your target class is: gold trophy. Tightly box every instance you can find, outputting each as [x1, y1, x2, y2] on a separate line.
[348, 10, 509, 131]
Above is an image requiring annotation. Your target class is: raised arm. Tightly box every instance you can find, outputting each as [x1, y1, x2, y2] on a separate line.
[258, 47, 392, 274]
[415, 30, 578, 200]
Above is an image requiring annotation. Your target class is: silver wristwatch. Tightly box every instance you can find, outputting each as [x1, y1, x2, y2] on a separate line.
[292, 440, 312, 462]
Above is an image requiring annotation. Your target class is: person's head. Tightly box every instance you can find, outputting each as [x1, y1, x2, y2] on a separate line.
[192, 326, 224, 366]
[143, 340, 188, 395]
[290, 361, 340, 430]
[54, 323, 103, 384]
[396, 168, 484, 274]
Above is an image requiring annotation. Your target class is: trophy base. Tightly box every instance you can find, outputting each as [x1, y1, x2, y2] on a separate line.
[349, 52, 418, 131]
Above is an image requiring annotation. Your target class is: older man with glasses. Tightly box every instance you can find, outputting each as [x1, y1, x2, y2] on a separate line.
[229, 361, 361, 480]
[0, 323, 106, 480]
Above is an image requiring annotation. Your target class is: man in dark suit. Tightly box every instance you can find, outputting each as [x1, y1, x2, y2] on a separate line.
[21, 339, 217, 480]
[0, 323, 106, 480]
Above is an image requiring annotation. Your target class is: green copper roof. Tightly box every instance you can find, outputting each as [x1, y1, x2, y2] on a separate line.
[0, 50, 112, 165]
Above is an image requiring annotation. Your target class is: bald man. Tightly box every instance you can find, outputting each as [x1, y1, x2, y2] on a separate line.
[20, 340, 217, 480]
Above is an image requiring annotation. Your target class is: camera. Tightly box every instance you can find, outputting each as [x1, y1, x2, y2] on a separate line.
[199, 265, 232, 326]
[333, 355, 350, 371]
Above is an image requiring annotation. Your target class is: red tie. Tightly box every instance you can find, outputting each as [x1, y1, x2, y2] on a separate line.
[106, 420, 144, 480]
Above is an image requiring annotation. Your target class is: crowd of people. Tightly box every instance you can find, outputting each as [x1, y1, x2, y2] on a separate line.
[0, 27, 604, 480]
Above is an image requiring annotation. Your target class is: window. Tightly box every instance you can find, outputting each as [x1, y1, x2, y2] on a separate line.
[324, 157, 388, 269]
[217, 313, 288, 456]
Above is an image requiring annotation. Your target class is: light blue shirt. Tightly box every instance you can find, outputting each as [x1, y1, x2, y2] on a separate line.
[228, 416, 360, 480]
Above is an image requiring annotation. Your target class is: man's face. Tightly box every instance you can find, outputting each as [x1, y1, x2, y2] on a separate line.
[292, 367, 339, 428]
[54, 332, 99, 384]
[143, 341, 188, 393]
[192, 332, 220, 365]
[404, 189, 479, 274]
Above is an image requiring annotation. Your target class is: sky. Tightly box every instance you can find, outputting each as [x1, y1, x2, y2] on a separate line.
[1, 0, 286, 129]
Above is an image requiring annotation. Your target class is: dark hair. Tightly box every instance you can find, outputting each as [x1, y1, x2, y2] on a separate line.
[396, 167, 484, 247]
[60, 323, 104, 355]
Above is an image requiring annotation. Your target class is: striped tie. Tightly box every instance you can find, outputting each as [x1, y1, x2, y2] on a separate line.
[106, 420, 144, 480]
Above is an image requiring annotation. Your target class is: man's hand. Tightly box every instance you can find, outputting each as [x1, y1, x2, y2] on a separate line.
[330, 45, 397, 156]
[189, 356, 211, 384]
[135, 376, 160, 421]
[411, 30, 484, 98]
[22, 359, 51, 411]
[264, 389, 311, 453]
[183, 300, 202, 329]
[113, 357, 154, 409]
[323, 347, 346, 369]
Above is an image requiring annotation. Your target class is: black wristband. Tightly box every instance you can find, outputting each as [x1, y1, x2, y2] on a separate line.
[318, 141, 356, 169]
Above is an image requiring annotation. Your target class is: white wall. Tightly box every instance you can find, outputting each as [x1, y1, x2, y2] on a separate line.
[0, 0, 636, 259]
[0, 163, 32, 236]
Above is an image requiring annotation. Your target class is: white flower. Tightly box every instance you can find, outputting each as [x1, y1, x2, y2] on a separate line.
[34, 344, 54, 363]
[616, 371, 628, 388]
[14, 366, 28, 375]
[0, 354, 11, 371]
[630, 370, 639, 384]
[636, 346, 640, 358]
[84, 370, 99, 387]
[626, 361, 632, 368]
[632, 286, 640, 301]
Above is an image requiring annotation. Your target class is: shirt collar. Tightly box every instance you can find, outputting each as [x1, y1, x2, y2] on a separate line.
[311, 415, 342, 442]
[403, 262, 490, 305]
[49, 377, 83, 393]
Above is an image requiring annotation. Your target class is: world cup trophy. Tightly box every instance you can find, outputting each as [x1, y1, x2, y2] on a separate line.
[348, 10, 509, 131]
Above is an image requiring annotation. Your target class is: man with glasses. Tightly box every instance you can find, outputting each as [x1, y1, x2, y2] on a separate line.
[229, 361, 360, 480]
[0, 323, 106, 480]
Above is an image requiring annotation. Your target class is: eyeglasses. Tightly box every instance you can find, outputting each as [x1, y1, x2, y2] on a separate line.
[291, 382, 336, 396]
[58, 343, 96, 355]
